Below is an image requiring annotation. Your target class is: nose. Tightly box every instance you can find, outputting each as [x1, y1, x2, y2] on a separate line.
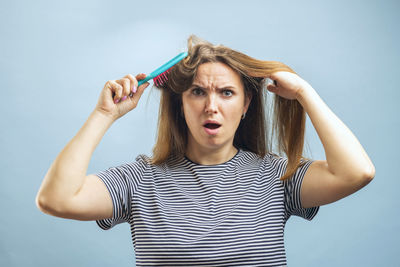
[204, 94, 218, 114]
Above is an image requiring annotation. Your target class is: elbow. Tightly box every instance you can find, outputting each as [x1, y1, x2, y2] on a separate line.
[36, 192, 63, 216]
[357, 164, 376, 187]
[36, 184, 51, 213]
[364, 163, 376, 181]
[36, 191, 75, 219]
[341, 164, 375, 189]
[36, 193, 52, 215]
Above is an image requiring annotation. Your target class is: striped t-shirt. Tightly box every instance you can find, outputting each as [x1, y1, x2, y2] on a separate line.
[96, 149, 319, 266]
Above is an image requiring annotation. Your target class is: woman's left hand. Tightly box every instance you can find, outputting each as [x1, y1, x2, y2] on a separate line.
[267, 71, 312, 100]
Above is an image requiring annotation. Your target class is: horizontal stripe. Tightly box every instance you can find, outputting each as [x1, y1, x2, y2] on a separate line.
[96, 149, 319, 266]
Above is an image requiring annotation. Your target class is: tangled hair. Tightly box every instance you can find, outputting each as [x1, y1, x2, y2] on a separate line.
[152, 35, 309, 181]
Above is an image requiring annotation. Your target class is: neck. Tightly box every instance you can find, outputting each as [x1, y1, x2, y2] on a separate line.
[185, 143, 238, 165]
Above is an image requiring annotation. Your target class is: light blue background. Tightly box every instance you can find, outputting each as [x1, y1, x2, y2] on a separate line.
[1, 0, 398, 266]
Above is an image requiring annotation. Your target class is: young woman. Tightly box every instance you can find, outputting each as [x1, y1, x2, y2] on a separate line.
[36, 36, 375, 266]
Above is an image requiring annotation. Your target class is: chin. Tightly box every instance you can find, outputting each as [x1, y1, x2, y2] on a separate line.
[189, 129, 232, 151]
[202, 137, 231, 150]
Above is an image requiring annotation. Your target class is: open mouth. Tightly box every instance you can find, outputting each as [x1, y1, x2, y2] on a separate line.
[203, 123, 221, 129]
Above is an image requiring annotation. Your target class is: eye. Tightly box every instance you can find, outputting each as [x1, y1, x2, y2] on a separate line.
[191, 87, 205, 96]
[222, 89, 233, 97]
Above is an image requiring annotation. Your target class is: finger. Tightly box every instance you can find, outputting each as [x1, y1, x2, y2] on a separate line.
[269, 71, 283, 80]
[129, 81, 150, 109]
[129, 73, 146, 97]
[104, 80, 113, 95]
[267, 84, 277, 93]
[115, 78, 131, 102]
[108, 80, 123, 103]
[266, 77, 278, 86]
[135, 73, 147, 89]
[136, 73, 146, 81]
[124, 74, 138, 95]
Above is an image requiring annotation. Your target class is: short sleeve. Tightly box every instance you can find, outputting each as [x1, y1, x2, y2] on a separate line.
[267, 153, 319, 221]
[95, 155, 149, 230]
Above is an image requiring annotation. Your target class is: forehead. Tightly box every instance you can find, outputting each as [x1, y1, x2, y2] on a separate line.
[193, 62, 243, 87]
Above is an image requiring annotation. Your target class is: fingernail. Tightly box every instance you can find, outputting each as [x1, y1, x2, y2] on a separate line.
[114, 98, 120, 104]
[122, 96, 127, 101]
[133, 86, 137, 93]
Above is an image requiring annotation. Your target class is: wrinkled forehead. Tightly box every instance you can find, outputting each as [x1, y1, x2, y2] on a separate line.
[192, 62, 243, 89]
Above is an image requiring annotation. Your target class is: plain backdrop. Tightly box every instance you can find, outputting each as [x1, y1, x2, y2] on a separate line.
[1, 0, 399, 266]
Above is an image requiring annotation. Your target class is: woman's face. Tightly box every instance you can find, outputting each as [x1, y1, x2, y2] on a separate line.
[182, 62, 251, 152]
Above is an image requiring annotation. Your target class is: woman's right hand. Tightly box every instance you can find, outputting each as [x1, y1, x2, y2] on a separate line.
[94, 73, 150, 121]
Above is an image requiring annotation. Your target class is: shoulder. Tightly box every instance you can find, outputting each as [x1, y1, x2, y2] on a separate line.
[237, 150, 283, 176]
[135, 154, 152, 166]
[260, 151, 288, 173]
[134, 153, 184, 173]
[262, 152, 312, 170]
[259, 151, 312, 181]
[264, 151, 286, 163]
[102, 154, 153, 177]
[237, 150, 286, 167]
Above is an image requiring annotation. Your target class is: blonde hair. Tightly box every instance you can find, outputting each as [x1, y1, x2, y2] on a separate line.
[152, 35, 309, 181]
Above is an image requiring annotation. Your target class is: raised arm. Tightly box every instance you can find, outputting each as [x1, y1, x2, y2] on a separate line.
[267, 72, 375, 208]
[36, 74, 149, 220]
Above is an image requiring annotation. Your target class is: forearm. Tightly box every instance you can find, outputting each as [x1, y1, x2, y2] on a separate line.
[296, 86, 375, 179]
[37, 110, 114, 206]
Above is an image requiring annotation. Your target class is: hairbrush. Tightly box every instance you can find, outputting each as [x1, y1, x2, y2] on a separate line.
[138, 51, 188, 87]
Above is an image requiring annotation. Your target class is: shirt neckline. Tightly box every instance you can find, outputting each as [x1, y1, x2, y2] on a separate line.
[184, 148, 242, 167]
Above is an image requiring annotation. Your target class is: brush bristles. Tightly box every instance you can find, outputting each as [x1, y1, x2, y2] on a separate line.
[153, 68, 171, 87]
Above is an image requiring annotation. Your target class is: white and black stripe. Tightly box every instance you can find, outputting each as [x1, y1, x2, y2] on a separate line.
[96, 149, 319, 266]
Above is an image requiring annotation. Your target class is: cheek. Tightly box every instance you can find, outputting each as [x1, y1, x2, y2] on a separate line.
[182, 99, 202, 126]
[183, 98, 202, 115]
[224, 101, 244, 120]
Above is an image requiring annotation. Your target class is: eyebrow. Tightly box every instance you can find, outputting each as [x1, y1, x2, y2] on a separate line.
[190, 84, 237, 90]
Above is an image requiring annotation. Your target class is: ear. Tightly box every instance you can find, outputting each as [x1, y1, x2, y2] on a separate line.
[243, 91, 252, 114]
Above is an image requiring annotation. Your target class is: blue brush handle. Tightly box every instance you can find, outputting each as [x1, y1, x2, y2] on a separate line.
[138, 51, 188, 86]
